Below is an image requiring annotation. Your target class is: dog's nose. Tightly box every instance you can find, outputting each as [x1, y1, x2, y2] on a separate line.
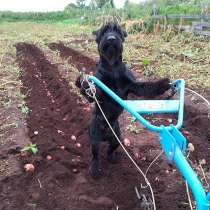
[107, 35, 116, 41]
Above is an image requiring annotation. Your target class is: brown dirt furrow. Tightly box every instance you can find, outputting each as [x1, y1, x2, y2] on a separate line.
[48, 42, 96, 73]
[0, 42, 91, 210]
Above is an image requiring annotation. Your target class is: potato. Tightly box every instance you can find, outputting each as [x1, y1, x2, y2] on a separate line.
[24, 163, 35, 172]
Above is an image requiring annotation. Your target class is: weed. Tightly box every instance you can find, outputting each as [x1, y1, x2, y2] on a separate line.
[127, 116, 136, 123]
[16, 68, 23, 77]
[142, 58, 150, 66]
[126, 124, 143, 134]
[21, 143, 38, 155]
[20, 102, 30, 114]
[141, 58, 154, 76]
[15, 91, 26, 100]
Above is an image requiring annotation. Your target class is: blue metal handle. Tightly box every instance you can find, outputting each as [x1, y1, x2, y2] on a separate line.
[207, 193, 210, 205]
[124, 99, 180, 114]
[89, 75, 163, 132]
[174, 147, 210, 209]
[88, 76, 185, 131]
[174, 79, 185, 129]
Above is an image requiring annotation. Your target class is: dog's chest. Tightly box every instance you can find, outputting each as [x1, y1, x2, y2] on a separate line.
[113, 81, 127, 98]
[104, 75, 127, 99]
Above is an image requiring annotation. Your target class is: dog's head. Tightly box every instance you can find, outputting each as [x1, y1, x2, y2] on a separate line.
[93, 22, 127, 66]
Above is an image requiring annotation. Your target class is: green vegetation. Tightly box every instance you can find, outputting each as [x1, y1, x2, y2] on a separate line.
[1, 0, 209, 24]
[21, 144, 38, 154]
[20, 102, 30, 114]
[0, 11, 83, 23]
[141, 58, 154, 76]
[126, 124, 143, 134]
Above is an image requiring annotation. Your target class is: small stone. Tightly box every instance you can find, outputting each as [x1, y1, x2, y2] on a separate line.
[200, 159, 206, 165]
[123, 138, 131, 147]
[63, 116, 68, 121]
[47, 91, 51, 97]
[83, 107, 91, 111]
[134, 152, 140, 159]
[73, 168, 78, 173]
[71, 135, 77, 141]
[75, 143, 81, 148]
[141, 156, 146, 161]
[46, 155, 52, 160]
[155, 177, 160, 182]
[166, 170, 169, 174]
[57, 130, 64, 134]
[60, 146, 65, 150]
[34, 131, 38, 135]
[167, 119, 173, 123]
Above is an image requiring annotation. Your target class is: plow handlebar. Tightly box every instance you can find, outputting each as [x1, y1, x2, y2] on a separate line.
[87, 75, 210, 210]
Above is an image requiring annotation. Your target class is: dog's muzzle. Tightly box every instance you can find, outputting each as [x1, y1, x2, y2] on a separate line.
[107, 35, 116, 41]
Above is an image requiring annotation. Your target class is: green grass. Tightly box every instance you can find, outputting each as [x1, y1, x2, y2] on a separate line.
[0, 11, 80, 23]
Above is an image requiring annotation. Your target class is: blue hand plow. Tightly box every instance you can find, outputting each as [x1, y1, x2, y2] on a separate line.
[88, 76, 210, 210]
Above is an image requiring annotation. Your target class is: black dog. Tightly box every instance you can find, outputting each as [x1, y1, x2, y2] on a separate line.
[76, 22, 171, 178]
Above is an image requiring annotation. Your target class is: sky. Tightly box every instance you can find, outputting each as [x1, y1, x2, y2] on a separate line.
[0, 0, 142, 12]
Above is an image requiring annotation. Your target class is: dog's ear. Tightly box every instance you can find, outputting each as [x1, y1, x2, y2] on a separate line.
[92, 29, 101, 43]
[123, 30, 127, 38]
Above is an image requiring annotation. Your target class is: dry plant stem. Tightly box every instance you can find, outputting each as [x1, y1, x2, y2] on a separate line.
[185, 181, 194, 210]
[199, 164, 209, 189]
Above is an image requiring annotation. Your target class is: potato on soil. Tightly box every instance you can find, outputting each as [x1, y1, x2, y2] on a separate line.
[24, 163, 35, 172]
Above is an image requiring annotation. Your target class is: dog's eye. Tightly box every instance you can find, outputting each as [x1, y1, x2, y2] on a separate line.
[102, 25, 110, 34]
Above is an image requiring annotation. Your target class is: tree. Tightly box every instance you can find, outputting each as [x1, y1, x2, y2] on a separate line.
[76, 0, 86, 8]
[89, 0, 115, 9]
[64, 3, 77, 10]
[110, 0, 115, 8]
[124, 0, 129, 8]
[90, 0, 107, 8]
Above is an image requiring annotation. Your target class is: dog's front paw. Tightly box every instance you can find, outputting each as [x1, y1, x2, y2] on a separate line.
[75, 74, 89, 89]
[89, 161, 102, 179]
[157, 78, 171, 94]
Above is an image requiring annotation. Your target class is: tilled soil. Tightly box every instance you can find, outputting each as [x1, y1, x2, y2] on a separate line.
[0, 42, 209, 210]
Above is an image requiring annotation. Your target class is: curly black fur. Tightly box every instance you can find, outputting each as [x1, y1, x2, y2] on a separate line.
[76, 22, 171, 178]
